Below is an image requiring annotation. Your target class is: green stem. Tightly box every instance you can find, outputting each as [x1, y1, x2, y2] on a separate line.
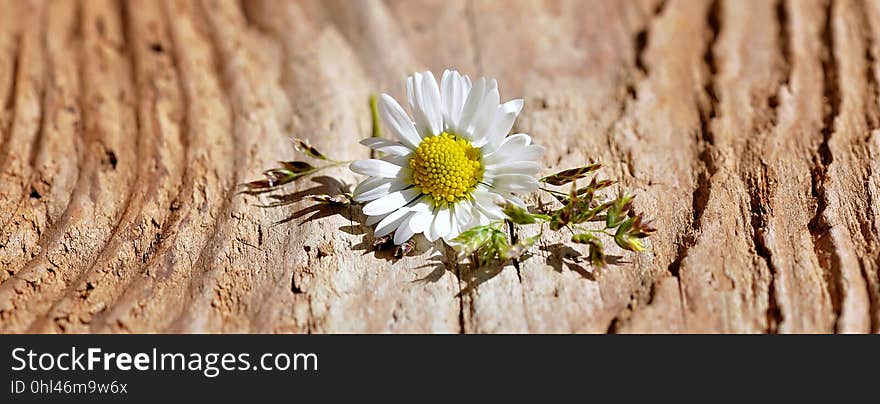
[370, 95, 382, 139]
[323, 159, 353, 167]
[572, 225, 615, 238]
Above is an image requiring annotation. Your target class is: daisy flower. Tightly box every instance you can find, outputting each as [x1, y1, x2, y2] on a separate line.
[350, 70, 544, 245]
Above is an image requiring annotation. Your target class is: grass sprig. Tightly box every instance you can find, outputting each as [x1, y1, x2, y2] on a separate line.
[453, 166, 655, 268]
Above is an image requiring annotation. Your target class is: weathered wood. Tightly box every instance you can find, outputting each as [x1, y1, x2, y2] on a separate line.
[0, 0, 878, 333]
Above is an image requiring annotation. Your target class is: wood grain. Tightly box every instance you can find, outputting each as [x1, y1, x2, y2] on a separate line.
[0, 0, 878, 333]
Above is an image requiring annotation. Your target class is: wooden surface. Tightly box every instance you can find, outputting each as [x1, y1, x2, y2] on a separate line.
[0, 0, 878, 333]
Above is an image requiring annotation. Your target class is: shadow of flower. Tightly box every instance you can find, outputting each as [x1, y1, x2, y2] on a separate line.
[456, 261, 505, 297]
[412, 260, 452, 284]
[540, 243, 626, 281]
[244, 176, 618, 294]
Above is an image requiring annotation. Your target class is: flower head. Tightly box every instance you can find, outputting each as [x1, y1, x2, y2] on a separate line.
[351, 70, 544, 244]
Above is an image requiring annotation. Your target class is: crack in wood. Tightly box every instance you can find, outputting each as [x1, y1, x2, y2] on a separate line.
[856, 0, 880, 334]
[755, 0, 794, 334]
[692, 0, 721, 232]
[1, 35, 19, 113]
[810, 0, 844, 332]
[670, 0, 721, 283]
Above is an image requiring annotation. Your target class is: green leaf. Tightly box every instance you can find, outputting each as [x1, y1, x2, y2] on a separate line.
[503, 233, 540, 260]
[613, 215, 654, 252]
[605, 192, 634, 228]
[615, 216, 635, 237]
[589, 241, 606, 267]
[540, 163, 601, 186]
[452, 225, 496, 256]
[629, 215, 657, 238]
[571, 232, 600, 244]
[571, 232, 606, 267]
[613, 217, 643, 251]
[489, 230, 509, 255]
[501, 202, 548, 224]
[454, 224, 512, 267]
[549, 209, 570, 231]
[570, 199, 611, 224]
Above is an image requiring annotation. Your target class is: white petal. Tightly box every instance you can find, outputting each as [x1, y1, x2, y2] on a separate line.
[408, 208, 434, 235]
[381, 155, 411, 168]
[483, 99, 524, 153]
[359, 138, 412, 156]
[484, 134, 544, 165]
[393, 220, 416, 244]
[440, 70, 471, 131]
[506, 145, 544, 163]
[456, 78, 486, 137]
[375, 208, 414, 237]
[365, 213, 386, 226]
[485, 161, 540, 176]
[467, 86, 500, 146]
[353, 176, 388, 196]
[407, 71, 443, 138]
[431, 206, 452, 241]
[409, 197, 434, 234]
[488, 133, 529, 153]
[467, 205, 490, 227]
[408, 197, 432, 213]
[379, 94, 422, 149]
[447, 214, 460, 241]
[448, 201, 473, 240]
[424, 223, 437, 242]
[363, 187, 419, 216]
[490, 174, 540, 193]
[421, 72, 443, 135]
[440, 70, 455, 123]
[506, 194, 526, 208]
[454, 199, 473, 226]
[425, 206, 446, 242]
[509, 145, 545, 163]
[350, 159, 405, 178]
[353, 177, 392, 202]
[472, 189, 505, 220]
[473, 205, 503, 222]
[473, 187, 503, 204]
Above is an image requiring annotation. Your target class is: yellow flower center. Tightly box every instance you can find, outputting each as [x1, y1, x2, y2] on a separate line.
[409, 132, 483, 204]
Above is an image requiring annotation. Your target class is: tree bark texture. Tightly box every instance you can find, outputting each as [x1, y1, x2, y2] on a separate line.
[0, 0, 879, 333]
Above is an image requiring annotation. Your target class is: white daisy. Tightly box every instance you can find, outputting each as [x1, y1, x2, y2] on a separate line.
[350, 70, 544, 245]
